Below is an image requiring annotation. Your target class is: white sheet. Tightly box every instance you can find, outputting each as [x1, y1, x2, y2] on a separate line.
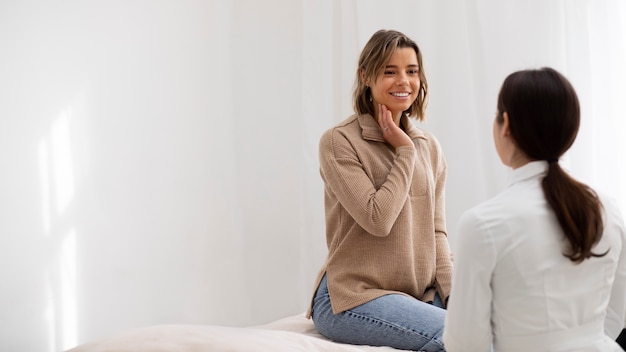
[68, 313, 403, 351]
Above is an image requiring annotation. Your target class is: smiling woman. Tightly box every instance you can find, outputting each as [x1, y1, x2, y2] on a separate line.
[306, 29, 451, 352]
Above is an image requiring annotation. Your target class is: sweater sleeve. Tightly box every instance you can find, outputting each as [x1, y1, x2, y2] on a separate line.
[319, 129, 416, 237]
[435, 232, 453, 305]
[432, 137, 452, 302]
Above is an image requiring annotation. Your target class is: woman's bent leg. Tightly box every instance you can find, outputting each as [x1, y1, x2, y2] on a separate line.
[311, 275, 446, 352]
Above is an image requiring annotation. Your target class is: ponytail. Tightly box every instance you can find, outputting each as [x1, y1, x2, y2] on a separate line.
[542, 163, 606, 263]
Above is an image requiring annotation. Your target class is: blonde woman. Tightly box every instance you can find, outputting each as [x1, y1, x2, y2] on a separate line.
[306, 29, 452, 352]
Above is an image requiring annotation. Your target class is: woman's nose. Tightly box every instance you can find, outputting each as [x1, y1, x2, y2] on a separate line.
[397, 72, 409, 84]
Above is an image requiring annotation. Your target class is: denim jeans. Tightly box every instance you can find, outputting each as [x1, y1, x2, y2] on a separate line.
[311, 274, 446, 351]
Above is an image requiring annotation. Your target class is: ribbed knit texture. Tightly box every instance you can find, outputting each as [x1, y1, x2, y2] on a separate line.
[306, 113, 453, 317]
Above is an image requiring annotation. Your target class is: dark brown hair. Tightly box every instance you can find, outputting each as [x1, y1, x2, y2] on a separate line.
[353, 29, 428, 121]
[496, 67, 606, 263]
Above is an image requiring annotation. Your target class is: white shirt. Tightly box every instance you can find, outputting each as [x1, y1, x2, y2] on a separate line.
[443, 161, 626, 352]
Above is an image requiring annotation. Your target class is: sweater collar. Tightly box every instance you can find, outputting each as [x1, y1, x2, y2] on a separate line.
[509, 160, 549, 185]
[358, 114, 426, 142]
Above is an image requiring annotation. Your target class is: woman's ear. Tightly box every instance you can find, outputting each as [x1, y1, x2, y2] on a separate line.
[501, 112, 511, 138]
[359, 69, 368, 86]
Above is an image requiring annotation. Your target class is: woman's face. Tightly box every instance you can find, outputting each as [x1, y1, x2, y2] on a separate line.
[369, 47, 420, 119]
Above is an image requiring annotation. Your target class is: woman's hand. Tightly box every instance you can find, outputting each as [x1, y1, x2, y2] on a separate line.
[377, 104, 414, 149]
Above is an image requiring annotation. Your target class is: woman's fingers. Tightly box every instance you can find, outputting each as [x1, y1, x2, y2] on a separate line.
[377, 104, 414, 148]
[378, 104, 392, 132]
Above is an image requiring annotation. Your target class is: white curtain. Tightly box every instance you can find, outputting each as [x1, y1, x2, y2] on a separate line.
[1, 1, 624, 351]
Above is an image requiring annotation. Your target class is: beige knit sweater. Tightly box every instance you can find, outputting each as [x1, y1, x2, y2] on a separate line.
[306, 113, 453, 317]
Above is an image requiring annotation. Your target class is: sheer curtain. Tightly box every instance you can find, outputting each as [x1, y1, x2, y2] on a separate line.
[0, 1, 624, 351]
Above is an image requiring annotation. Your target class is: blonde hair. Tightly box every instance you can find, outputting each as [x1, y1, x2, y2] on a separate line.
[353, 29, 428, 121]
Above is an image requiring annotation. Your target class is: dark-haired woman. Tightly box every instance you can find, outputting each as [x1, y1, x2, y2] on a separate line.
[443, 67, 626, 352]
[306, 29, 451, 351]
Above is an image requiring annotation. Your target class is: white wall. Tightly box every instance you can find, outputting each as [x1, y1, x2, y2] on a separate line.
[1, 1, 624, 351]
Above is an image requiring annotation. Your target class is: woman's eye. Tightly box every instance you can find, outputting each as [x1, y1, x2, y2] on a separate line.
[408, 69, 419, 75]
[384, 70, 395, 75]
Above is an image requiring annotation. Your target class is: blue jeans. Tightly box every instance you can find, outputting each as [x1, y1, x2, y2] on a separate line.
[311, 275, 446, 351]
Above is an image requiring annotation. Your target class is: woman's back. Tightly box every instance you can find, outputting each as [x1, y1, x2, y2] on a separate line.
[445, 161, 626, 351]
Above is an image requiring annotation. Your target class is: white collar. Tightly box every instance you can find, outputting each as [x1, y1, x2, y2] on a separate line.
[509, 160, 549, 186]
